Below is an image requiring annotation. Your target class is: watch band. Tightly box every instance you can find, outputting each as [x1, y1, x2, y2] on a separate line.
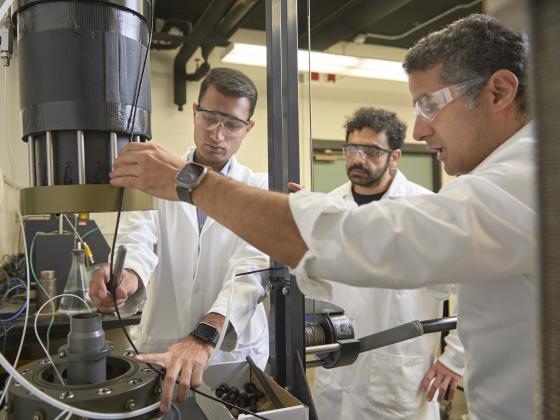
[175, 182, 193, 204]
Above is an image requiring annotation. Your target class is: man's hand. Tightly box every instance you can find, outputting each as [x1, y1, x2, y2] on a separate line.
[110, 142, 186, 201]
[421, 360, 462, 402]
[89, 263, 139, 313]
[135, 336, 214, 413]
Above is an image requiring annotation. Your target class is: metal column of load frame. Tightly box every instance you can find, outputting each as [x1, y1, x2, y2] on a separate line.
[530, 0, 560, 418]
[265, 0, 317, 418]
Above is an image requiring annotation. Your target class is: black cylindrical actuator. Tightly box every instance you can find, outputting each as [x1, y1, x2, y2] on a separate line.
[13, 0, 152, 187]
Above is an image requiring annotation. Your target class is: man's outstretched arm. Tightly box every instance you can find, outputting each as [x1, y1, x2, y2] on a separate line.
[110, 142, 308, 267]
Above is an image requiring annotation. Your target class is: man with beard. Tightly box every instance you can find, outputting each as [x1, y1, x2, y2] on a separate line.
[312, 107, 464, 420]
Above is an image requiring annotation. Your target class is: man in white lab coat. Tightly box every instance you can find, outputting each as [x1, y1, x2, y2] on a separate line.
[110, 15, 536, 419]
[312, 108, 463, 420]
[89, 68, 269, 413]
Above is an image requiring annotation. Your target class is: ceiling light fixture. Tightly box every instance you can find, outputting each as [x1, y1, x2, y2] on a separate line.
[221, 42, 408, 82]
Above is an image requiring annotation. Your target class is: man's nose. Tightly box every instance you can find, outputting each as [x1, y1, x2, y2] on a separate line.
[412, 116, 433, 142]
[210, 122, 226, 141]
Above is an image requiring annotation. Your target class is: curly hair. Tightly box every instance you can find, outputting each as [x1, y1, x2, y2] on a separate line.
[198, 67, 258, 118]
[403, 14, 529, 114]
[344, 107, 407, 150]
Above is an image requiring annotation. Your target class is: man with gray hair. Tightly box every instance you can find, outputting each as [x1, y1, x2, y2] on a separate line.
[110, 15, 536, 419]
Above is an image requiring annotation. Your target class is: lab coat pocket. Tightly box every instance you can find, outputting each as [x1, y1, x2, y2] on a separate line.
[368, 349, 425, 412]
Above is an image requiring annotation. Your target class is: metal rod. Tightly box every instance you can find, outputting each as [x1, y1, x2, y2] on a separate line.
[77, 130, 86, 184]
[110, 132, 118, 167]
[34, 136, 41, 186]
[45, 131, 54, 186]
[133, 135, 141, 143]
[305, 343, 341, 355]
[305, 359, 326, 368]
[27, 135, 35, 187]
[420, 316, 457, 334]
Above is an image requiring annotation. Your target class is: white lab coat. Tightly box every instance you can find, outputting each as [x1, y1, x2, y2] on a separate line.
[117, 150, 269, 369]
[290, 123, 536, 420]
[313, 171, 464, 420]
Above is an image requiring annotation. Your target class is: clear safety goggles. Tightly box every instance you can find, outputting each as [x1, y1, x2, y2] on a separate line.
[412, 78, 486, 122]
[342, 143, 392, 159]
[195, 106, 250, 138]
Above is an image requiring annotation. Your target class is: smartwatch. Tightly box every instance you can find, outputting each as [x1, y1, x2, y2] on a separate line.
[190, 322, 219, 347]
[175, 161, 209, 205]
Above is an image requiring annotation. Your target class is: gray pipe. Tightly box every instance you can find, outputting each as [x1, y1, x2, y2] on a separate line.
[66, 313, 111, 385]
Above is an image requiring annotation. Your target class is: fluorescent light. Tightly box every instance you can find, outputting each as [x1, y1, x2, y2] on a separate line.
[221, 43, 408, 82]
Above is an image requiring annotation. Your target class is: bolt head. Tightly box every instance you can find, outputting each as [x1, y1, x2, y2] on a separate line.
[125, 399, 136, 411]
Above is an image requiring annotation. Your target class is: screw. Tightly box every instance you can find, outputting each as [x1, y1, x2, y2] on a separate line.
[153, 385, 162, 396]
[128, 378, 142, 385]
[97, 387, 112, 395]
[125, 399, 136, 411]
[58, 351, 67, 358]
[281, 287, 289, 295]
[20, 369, 32, 375]
[32, 410, 45, 420]
[58, 391, 74, 400]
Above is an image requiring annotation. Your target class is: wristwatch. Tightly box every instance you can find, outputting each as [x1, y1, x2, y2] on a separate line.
[175, 161, 209, 205]
[190, 322, 219, 347]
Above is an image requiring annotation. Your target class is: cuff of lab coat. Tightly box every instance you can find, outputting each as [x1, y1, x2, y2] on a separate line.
[206, 306, 237, 352]
[123, 260, 151, 290]
[289, 251, 333, 302]
[438, 348, 465, 376]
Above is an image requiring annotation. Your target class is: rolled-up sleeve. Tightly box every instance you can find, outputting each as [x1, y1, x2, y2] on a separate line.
[288, 176, 536, 299]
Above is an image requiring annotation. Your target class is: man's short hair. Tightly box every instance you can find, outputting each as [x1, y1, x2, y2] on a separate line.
[402, 14, 529, 115]
[198, 67, 258, 118]
[344, 107, 407, 150]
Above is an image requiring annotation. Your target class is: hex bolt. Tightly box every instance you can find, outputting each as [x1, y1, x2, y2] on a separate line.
[153, 385, 162, 396]
[237, 392, 249, 408]
[224, 386, 239, 403]
[215, 383, 230, 398]
[244, 382, 264, 399]
[281, 287, 289, 295]
[125, 399, 136, 411]
[32, 410, 45, 420]
[58, 351, 67, 358]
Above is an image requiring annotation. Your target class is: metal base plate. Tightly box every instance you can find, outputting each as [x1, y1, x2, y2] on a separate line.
[20, 185, 155, 215]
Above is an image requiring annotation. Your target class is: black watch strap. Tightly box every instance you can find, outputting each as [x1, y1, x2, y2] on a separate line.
[176, 183, 193, 204]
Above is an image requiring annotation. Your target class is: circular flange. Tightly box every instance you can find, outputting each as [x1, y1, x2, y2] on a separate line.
[20, 185, 155, 215]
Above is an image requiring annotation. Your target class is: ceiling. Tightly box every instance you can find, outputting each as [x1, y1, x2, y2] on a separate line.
[151, 0, 483, 109]
[154, 0, 483, 51]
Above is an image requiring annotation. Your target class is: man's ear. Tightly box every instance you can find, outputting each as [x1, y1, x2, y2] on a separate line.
[485, 69, 519, 113]
[246, 120, 255, 133]
[390, 148, 402, 167]
[192, 102, 198, 119]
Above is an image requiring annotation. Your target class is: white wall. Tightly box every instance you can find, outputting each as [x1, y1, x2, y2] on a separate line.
[0, 28, 430, 251]
[0, 53, 27, 257]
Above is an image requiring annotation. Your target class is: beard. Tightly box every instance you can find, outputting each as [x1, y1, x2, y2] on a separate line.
[346, 158, 390, 188]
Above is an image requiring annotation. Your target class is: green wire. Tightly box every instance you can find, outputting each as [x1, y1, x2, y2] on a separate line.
[30, 226, 100, 353]
[30, 231, 67, 352]
[81, 226, 99, 239]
